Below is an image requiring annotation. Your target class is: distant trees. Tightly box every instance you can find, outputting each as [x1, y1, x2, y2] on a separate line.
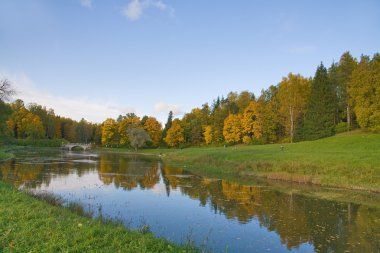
[6, 100, 45, 139]
[0, 79, 15, 138]
[1, 51, 379, 148]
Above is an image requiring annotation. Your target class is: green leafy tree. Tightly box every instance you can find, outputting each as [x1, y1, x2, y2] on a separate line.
[335, 52, 357, 130]
[76, 118, 93, 143]
[127, 126, 151, 151]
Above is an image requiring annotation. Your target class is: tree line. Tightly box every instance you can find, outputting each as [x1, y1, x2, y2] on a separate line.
[1, 51, 379, 148]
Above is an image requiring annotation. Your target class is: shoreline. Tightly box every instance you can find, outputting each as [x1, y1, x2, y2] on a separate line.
[0, 181, 197, 252]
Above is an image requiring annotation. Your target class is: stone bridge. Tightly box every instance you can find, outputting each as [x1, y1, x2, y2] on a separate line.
[62, 143, 92, 151]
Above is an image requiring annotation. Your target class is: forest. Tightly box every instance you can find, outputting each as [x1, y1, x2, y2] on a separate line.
[1, 51, 379, 148]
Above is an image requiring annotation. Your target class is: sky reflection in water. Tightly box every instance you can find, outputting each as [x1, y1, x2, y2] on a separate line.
[1, 149, 379, 253]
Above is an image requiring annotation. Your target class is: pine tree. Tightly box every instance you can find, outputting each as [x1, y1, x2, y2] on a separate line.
[161, 111, 173, 145]
[302, 63, 336, 140]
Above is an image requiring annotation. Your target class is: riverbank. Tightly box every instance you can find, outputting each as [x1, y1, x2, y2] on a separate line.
[0, 182, 197, 252]
[138, 131, 380, 192]
[0, 146, 19, 160]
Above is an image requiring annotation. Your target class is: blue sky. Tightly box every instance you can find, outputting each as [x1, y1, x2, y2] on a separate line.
[1, 0, 379, 123]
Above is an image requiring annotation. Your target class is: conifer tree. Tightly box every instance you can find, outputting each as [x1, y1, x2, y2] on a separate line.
[161, 111, 173, 145]
[302, 63, 336, 140]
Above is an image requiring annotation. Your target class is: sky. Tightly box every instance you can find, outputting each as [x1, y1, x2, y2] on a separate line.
[1, 0, 379, 124]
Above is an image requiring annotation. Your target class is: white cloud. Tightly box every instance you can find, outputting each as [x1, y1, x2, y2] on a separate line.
[154, 102, 183, 116]
[122, 0, 175, 21]
[80, 0, 93, 9]
[2, 72, 135, 123]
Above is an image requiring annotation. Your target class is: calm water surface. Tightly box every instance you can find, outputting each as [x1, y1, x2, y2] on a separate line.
[1, 149, 380, 253]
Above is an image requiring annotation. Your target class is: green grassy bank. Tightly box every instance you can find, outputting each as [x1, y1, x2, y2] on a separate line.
[0, 182, 197, 252]
[0, 146, 18, 160]
[149, 131, 380, 192]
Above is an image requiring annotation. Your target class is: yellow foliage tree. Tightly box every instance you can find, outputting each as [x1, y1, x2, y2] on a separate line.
[277, 73, 311, 142]
[101, 118, 119, 146]
[143, 117, 162, 147]
[241, 101, 263, 140]
[223, 114, 242, 144]
[242, 135, 251, 144]
[349, 54, 380, 131]
[6, 101, 45, 139]
[203, 125, 213, 145]
[164, 119, 184, 147]
[23, 113, 45, 139]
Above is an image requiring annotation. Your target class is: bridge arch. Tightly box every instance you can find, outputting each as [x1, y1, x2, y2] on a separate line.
[62, 143, 91, 151]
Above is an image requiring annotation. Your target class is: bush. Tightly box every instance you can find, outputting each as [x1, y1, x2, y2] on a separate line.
[335, 122, 348, 134]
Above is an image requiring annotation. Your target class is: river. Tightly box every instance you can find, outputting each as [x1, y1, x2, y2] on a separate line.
[1, 149, 379, 252]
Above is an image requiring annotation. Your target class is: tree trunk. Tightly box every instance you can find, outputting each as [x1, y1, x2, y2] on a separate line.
[347, 105, 351, 131]
[290, 108, 294, 143]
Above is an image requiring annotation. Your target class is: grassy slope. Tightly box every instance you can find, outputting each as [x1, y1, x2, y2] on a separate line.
[154, 131, 380, 192]
[0, 183, 196, 253]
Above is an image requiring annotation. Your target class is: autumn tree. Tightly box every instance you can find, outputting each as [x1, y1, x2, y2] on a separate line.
[349, 54, 380, 131]
[211, 98, 229, 143]
[223, 114, 242, 144]
[28, 104, 57, 139]
[236, 91, 255, 113]
[277, 73, 311, 142]
[302, 63, 336, 140]
[143, 117, 162, 147]
[101, 118, 119, 146]
[6, 100, 45, 139]
[118, 114, 140, 146]
[203, 125, 213, 145]
[164, 119, 184, 147]
[22, 113, 45, 139]
[241, 101, 263, 141]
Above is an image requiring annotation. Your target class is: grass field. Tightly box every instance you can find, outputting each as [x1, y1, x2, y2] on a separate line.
[0, 182, 197, 253]
[147, 131, 380, 192]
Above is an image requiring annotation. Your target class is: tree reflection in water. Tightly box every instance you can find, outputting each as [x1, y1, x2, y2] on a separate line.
[1, 150, 379, 253]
